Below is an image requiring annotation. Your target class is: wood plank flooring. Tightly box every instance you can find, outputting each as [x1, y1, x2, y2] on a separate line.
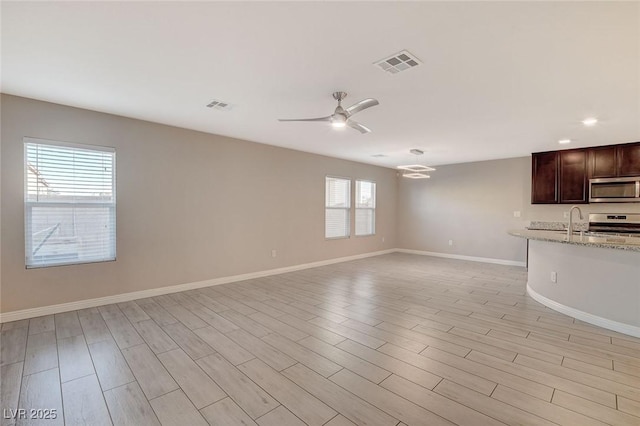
[2, 253, 640, 425]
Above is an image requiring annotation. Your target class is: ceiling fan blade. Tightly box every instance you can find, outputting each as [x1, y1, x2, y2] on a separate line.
[345, 98, 379, 116]
[347, 120, 371, 134]
[278, 116, 331, 122]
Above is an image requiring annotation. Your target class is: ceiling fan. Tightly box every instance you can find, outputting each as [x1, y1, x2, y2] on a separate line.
[278, 92, 379, 134]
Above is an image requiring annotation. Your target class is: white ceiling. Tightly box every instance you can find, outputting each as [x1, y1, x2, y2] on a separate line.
[2, 1, 639, 168]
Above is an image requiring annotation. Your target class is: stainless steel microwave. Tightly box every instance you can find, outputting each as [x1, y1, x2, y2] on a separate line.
[589, 177, 640, 203]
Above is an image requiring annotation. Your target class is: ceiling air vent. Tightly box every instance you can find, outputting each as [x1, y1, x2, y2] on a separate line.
[206, 99, 233, 111]
[374, 50, 421, 75]
[371, 154, 387, 158]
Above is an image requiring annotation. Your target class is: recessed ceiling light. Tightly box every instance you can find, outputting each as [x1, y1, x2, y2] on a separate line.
[558, 139, 571, 144]
[582, 117, 598, 126]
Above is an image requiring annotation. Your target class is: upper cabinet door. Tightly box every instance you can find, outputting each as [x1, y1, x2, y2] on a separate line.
[618, 142, 640, 177]
[589, 146, 617, 178]
[532, 152, 558, 204]
[559, 149, 588, 204]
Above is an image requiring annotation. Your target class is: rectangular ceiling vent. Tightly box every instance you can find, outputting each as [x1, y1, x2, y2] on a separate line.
[206, 99, 233, 111]
[374, 50, 421, 75]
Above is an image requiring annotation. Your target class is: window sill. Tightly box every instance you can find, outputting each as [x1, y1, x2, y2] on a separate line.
[325, 236, 350, 241]
[26, 258, 116, 269]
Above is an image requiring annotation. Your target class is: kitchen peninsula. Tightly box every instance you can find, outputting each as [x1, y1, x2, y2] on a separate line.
[510, 227, 640, 338]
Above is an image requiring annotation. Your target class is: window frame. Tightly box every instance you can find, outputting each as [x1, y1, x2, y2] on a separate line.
[325, 175, 351, 240]
[24, 137, 117, 269]
[355, 179, 376, 237]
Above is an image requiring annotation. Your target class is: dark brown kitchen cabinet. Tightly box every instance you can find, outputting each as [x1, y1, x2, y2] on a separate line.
[531, 152, 558, 204]
[532, 150, 588, 204]
[588, 142, 640, 178]
[589, 146, 617, 178]
[559, 149, 588, 203]
[532, 141, 640, 204]
[618, 143, 640, 176]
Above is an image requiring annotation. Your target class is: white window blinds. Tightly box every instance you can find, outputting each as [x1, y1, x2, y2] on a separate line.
[25, 138, 116, 268]
[325, 177, 351, 238]
[355, 180, 376, 236]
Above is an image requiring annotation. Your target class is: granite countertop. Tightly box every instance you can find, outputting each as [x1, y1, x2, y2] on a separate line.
[509, 228, 640, 252]
[527, 221, 588, 232]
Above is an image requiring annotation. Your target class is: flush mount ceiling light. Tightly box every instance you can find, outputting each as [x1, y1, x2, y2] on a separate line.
[558, 139, 572, 144]
[582, 117, 598, 126]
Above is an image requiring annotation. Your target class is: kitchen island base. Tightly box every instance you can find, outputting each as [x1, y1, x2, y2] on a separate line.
[527, 239, 640, 338]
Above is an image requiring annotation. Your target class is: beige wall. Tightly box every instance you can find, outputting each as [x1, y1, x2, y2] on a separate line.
[4, 94, 639, 314]
[397, 156, 640, 263]
[1, 95, 396, 313]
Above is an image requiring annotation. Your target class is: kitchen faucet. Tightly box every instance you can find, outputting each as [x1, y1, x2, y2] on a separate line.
[567, 205, 584, 239]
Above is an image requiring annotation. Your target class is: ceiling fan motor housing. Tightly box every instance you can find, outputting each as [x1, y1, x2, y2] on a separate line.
[332, 92, 347, 102]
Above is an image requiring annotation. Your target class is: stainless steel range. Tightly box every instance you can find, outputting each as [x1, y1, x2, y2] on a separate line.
[588, 213, 640, 235]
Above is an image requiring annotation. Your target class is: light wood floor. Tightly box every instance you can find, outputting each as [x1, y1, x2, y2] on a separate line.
[2, 253, 640, 426]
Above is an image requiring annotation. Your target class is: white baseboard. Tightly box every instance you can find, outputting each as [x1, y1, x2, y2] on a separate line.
[396, 248, 526, 267]
[0, 248, 526, 323]
[0, 249, 395, 323]
[526, 284, 640, 339]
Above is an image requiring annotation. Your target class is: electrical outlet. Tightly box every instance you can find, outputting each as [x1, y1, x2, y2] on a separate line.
[513, 211, 521, 218]
[382, 236, 385, 243]
[550, 271, 557, 283]
[271, 249, 277, 258]
[448, 240, 453, 246]
[563, 211, 570, 219]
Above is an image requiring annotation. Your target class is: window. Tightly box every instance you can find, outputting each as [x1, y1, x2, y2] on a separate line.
[325, 176, 351, 238]
[25, 138, 116, 268]
[355, 180, 376, 236]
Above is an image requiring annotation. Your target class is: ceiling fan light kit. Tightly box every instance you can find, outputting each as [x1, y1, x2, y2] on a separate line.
[331, 114, 347, 128]
[278, 92, 379, 134]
